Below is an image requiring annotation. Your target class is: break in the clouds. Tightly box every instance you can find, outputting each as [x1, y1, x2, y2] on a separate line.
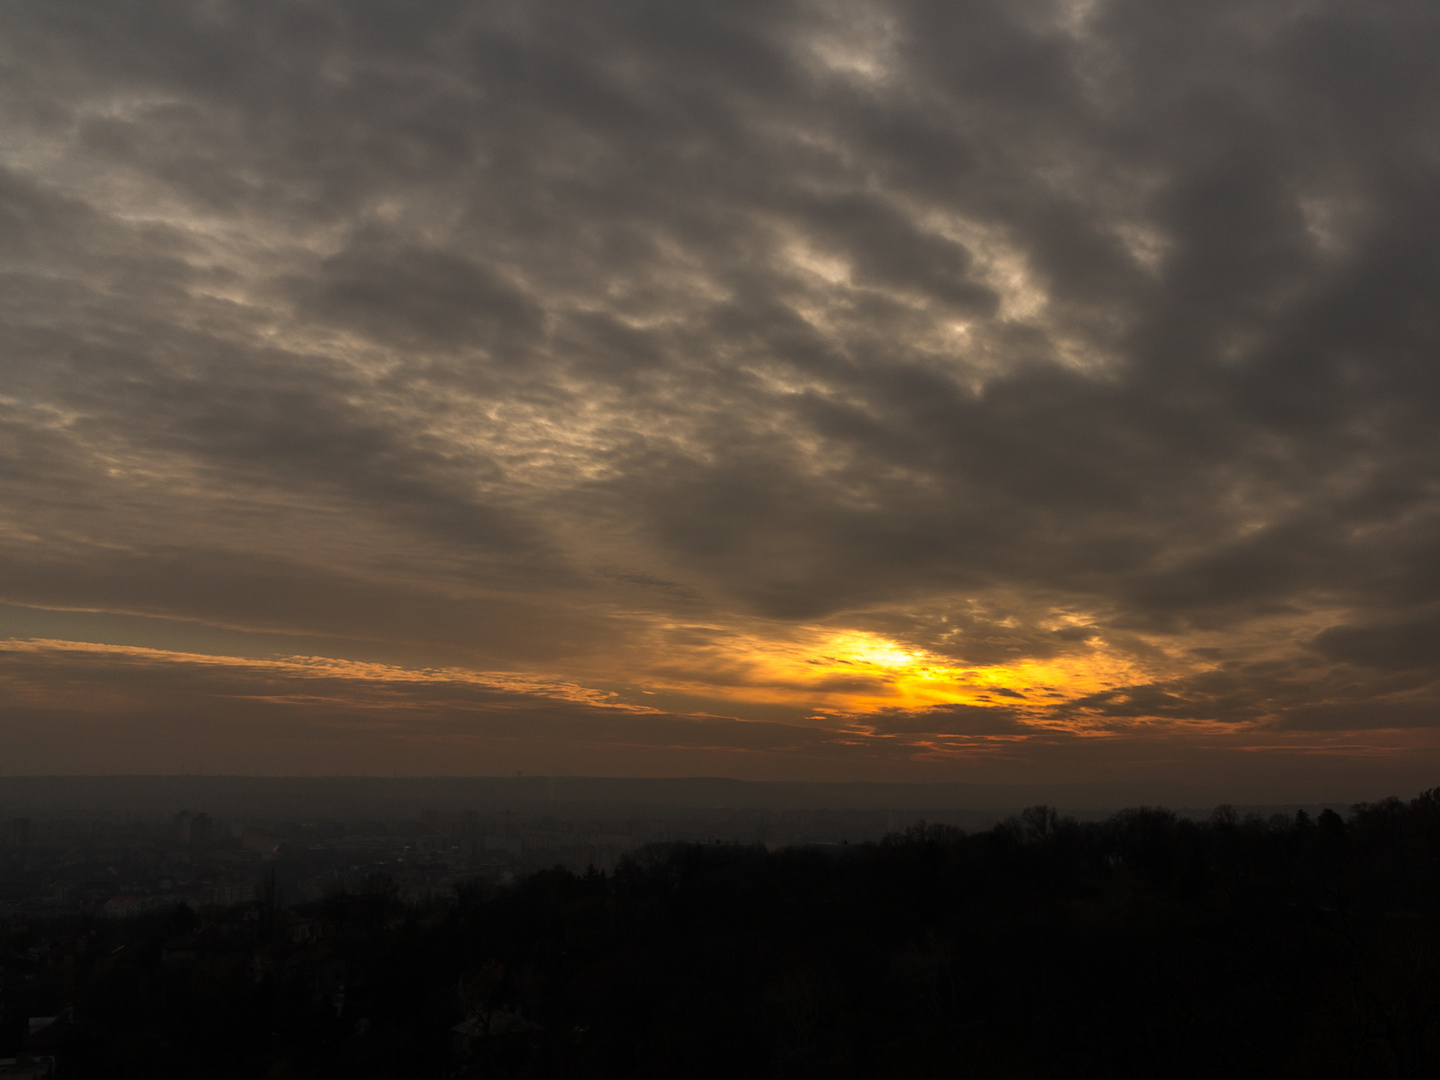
[2, 0, 1439, 784]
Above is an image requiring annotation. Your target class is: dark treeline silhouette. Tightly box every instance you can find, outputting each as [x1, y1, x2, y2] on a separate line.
[7, 792, 1440, 1078]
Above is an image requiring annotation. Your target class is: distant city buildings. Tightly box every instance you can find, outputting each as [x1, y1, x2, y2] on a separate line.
[173, 811, 212, 847]
[0, 785, 1054, 922]
[1, 819, 31, 849]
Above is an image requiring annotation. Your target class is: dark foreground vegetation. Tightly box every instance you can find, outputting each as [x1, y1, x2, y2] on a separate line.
[8, 793, 1440, 1078]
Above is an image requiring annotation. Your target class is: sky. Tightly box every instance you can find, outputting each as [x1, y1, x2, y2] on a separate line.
[2, 0, 1439, 797]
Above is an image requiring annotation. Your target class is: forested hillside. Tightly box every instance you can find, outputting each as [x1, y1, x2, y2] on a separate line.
[7, 794, 1440, 1078]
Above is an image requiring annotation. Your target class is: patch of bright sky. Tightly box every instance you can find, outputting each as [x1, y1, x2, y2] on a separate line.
[784, 239, 851, 286]
[411, 384, 665, 492]
[910, 206, 1052, 329]
[1112, 220, 1169, 274]
[800, 0, 900, 86]
[1296, 189, 1369, 262]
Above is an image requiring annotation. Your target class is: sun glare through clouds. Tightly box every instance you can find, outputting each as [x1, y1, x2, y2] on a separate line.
[618, 625, 1167, 728]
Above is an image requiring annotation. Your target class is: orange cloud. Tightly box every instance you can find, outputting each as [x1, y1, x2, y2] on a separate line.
[0, 638, 657, 714]
[589, 623, 1179, 732]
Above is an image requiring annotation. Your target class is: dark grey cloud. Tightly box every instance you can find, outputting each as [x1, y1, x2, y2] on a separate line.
[300, 234, 547, 357]
[1312, 612, 1440, 674]
[2, 0, 1440, 744]
[0, 541, 595, 664]
[865, 703, 1034, 737]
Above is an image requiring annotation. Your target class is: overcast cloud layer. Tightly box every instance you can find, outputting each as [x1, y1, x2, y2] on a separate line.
[2, 0, 1439, 786]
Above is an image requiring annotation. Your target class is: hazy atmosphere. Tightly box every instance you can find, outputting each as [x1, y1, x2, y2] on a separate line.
[3, 0, 1440, 798]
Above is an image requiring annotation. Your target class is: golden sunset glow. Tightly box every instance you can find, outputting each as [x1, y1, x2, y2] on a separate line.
[592, 623, 1179, 729]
